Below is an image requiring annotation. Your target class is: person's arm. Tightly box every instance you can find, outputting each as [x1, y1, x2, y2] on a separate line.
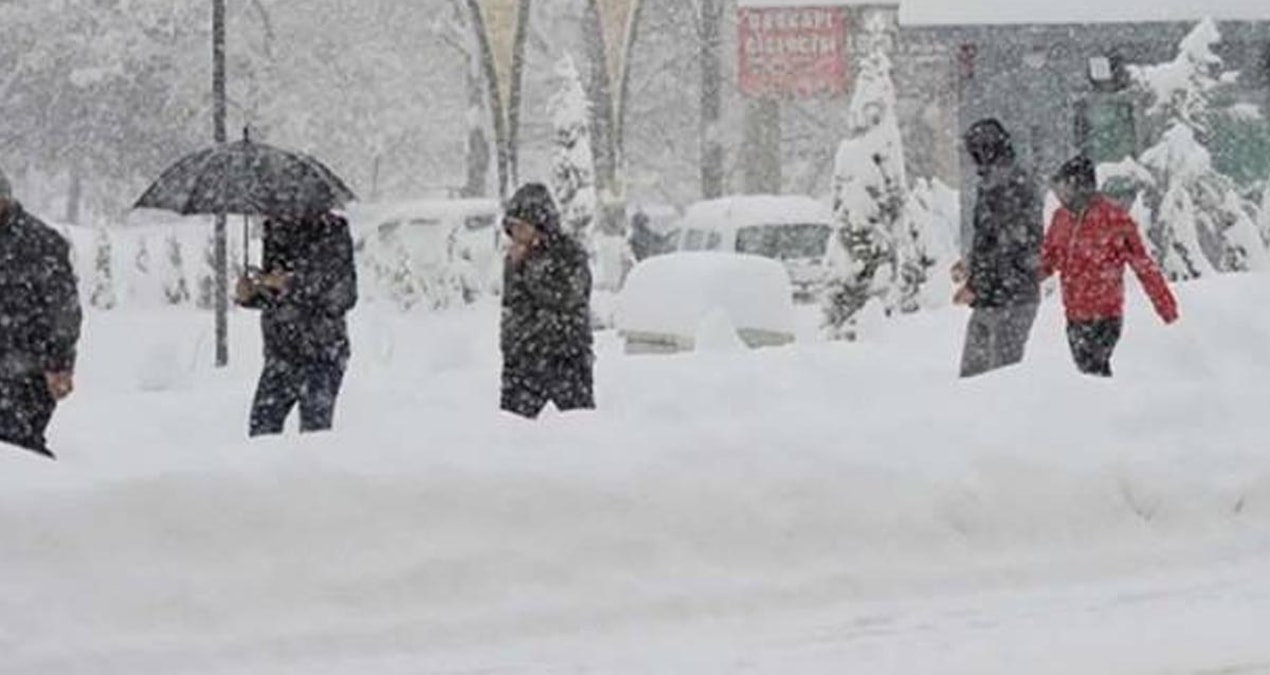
[1015, 181, 1045, 281]
[40, 236, 83, 375]
[1119, 213, 1178, 323]
[283, 218, 358, 316]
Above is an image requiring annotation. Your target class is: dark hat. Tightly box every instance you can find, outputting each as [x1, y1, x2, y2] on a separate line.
[1052, 155, 1097, 190]
[504, 183, 561, 234]
[964, 118, 1015, 167]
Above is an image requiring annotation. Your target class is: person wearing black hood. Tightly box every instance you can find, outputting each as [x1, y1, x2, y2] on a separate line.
[0, 170, 82, 458]
[952, 119, 1044, 378]
[500, 183, 594, 418]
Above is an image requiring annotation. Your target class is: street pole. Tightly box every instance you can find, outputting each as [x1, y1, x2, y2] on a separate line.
[213, 0, 229, 367]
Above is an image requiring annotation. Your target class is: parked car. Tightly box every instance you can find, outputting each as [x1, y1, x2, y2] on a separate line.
[671, 195, 834, 302]
[615, 251, 797, 355]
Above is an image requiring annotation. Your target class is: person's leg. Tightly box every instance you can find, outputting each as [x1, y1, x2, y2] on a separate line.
[0, 375, 56, 457]
[547, 357, 595, 412]
[959, 308, 998, 378]
[1067, 321, 1107, 376]
[501, 365, 548, 419]
[1088, 318, 1124, 377]
[249, 359, 302, 436]
[995, 303, 1039, 369]
[299, 358, 348, 433]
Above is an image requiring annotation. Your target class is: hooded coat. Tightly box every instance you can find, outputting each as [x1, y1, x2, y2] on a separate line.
[500, 184, 594, 416]
[963, 120, 1044, 309]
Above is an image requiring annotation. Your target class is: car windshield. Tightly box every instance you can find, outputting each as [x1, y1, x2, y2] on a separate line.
[735, 223, 831, 259]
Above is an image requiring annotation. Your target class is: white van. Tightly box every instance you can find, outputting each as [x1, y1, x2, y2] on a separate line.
[673, 195, 834, 302]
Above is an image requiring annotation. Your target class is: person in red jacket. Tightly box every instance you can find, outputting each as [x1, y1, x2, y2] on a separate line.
[1041, 156, 1179, 377]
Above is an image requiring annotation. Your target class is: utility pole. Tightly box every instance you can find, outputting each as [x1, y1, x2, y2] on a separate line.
[213, 0, 229, 367]
[699, 0, 724, 199]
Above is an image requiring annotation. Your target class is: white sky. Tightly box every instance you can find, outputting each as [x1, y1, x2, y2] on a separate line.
[739, 0, 1270, 25]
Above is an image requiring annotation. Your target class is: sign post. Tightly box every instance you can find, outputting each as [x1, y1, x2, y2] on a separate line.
[738, 5, 849, 99]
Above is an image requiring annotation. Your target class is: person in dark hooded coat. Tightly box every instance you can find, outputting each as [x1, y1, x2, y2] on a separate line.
[236, 211, 357, 436]
[953, 119, 1044, 378]
[500, 184, 594, 418]
[0, 171, 82, 458]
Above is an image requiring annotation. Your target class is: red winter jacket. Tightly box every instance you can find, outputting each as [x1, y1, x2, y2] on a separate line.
[1041, 195, 1179, 323]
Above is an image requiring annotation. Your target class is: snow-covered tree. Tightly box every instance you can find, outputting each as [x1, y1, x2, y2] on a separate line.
[549, 51, 632, 294]
[907, 178, 961, 309]
[821, 10, 915, 339]
[550, 54, 599, 249]
[1131, 18, 1269, 279]
[89, 229, 117, 310]
[160, 235, 190, 305]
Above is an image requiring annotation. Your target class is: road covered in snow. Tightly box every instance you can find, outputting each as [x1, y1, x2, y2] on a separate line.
[3, 274, 1270, 674]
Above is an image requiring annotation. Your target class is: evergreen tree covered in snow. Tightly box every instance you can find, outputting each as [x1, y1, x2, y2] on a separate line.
[161, 235, 190, 305]
[1131, 18, 1269, 279]
[821, 11, 919, 339]
[89, 228, 116, 310]
[550, 54, 599, 252]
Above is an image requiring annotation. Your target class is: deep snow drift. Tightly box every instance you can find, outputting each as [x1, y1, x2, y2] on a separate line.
[3, 274, 1270, 674]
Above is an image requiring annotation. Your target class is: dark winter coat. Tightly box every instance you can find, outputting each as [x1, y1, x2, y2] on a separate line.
[240, 213, 357, 362]
[500, 209, 592, 374]
[965, 139, 1044, 309]
[0, 203, 82, 378]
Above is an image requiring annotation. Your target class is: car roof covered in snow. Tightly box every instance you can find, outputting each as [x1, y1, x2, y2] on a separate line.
[346, 198, 502, 238]
[679, 195, 833, 233]
[616, 251, 797, 338]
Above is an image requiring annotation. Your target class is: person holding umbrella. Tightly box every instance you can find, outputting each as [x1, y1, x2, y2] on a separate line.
[134, 129, 359, 435]
[0, 169, 82, 458]
[236, 210, 358, 435]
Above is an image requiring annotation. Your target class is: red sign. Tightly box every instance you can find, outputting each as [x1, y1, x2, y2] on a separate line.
[739, 6, 848, 99]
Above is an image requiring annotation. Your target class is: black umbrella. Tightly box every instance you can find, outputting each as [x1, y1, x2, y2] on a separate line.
[136, 129, 355, 217]
[134, 129, 356, 266]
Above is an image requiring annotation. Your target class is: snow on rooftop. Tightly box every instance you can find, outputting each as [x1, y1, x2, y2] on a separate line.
[739, 0, 1270, 25]
[680, 195, 833, 232]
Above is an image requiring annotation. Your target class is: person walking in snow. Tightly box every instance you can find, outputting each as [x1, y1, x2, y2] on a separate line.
[236, 211, 358, 435]
[953, 119, 1044, 378]
[0, 170, 83, 458]
[500, 183, 595, 419]
[1041, 156, 1179, 377]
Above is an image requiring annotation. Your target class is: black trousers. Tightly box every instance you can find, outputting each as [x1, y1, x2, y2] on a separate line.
[1066, 318, 1123, 377]
[0, 375, 57, 457]
[249, 357, 348, 436]
[501, 356, 595, 419]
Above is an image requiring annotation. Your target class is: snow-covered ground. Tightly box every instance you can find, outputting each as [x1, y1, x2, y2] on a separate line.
[4, 274, 1270, 674]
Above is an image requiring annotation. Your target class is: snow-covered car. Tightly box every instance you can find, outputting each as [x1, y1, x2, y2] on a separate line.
[615, 252, 797, 355]
[671, 195, 834, 303]
[346, 198, 503, 305]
